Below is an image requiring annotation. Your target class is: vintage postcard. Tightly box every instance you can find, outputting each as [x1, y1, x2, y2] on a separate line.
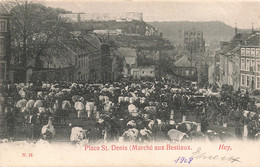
[0, 0, 260, 166]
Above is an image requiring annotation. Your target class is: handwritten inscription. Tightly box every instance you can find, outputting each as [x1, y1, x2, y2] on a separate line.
[174, 156, 193, 164]
[192, 147, 240, 163]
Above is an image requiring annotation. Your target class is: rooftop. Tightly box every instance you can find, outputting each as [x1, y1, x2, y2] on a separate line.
[245, 32, 260, 46]
[226, 32, 260, 55]
[174, 55, 195, 67]
[118, 47, 137, 57]
[0, 3, 10, 15]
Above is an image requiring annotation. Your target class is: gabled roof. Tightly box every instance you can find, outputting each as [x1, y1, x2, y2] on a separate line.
[221, 32, 252, 55]
[40, 40, 76, 68]
[39, 34, 102, 68]
[84, 33, 102, 49]
[226, 32, 260, 55]
[118, 47, 137, 57]
[245, 33, 260, 46]
[174, 55, 195, 67]
[62, 37, 100, 55]
[0, 3, 9, 15]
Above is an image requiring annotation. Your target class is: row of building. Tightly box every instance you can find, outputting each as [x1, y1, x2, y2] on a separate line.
[209, 27, 260, 91]
[0, 3, 156, 84]
[60, 12, 143, 23]
[0, 3, 10, 83]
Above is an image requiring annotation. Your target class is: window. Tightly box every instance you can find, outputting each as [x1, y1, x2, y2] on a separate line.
[241, 74, 245, 86]
[78, 61, 80, 68]
[186, 70, 189, 75]
[0, 61, 6, 80]
[241, 58, 245, 70]
[246, 58, 250, 71]
[251, 48, 255, 57]
[251, 59, 255, 71]
[246, 75, 250, 87]
[241, 48, 245, 56]
[246, 48, 250, 56]
[257, 60, 260, 72]
[0, 21, 6, 32]
[251, 76, 255, 88]
[0, 38, 4, 55]
[256, 49, 260, 57]
[257, 77, 260, 89]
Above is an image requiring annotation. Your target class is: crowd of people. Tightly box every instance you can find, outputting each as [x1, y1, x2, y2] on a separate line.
[0, 79, 259, 143]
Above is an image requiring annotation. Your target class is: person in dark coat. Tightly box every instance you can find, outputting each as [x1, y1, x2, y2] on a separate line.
[87, 126, 103, 143]
[235, 125, 242, 140]
[5, 108, 15, 138]
[201, 114, 209, 132]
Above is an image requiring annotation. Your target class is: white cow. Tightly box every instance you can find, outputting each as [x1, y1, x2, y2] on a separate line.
[85, 101, 95, 119]
[75, 101, 85, 119]
[122, 128, 139, 142]
[128, 104, 138, 116]
[167, 129, 189, 142]
[70, 127, 87, 142]
[41, 122, 55, 140]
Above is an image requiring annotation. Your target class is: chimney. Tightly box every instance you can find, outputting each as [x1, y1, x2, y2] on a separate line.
[252, 22, 254, 34]
[77, 13, 81, 27]
[235, 23, 238, 35]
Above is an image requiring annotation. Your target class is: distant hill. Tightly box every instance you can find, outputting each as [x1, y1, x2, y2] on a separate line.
[148, 21, 236, 51]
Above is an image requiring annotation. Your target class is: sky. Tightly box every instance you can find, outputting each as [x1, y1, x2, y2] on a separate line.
[44, 0, 260, 29]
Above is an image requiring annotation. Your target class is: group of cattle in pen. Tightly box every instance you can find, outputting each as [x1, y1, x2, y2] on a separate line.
[1, 81, 260, 145]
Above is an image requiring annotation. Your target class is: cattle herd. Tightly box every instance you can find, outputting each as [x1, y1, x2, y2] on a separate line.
[0, 80, 259, 145]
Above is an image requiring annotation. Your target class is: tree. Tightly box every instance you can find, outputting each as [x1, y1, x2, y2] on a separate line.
[5, 0, 71, 69]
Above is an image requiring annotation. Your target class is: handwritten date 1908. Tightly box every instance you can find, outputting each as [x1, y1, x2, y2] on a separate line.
[174, 156, 193, 164]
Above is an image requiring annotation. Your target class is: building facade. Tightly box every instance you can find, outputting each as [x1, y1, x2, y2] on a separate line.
[216, 30, 260, 91]
[60, 12, 143, 23]
[171, 55, 198, 81]
[28, 34, 104, 83]
[184, 31, 205, 54]
[240, 46, 260, 91]
[0, 3, 11, 83]
[131, 66, 155, 79]
[219, 50, 240, 90]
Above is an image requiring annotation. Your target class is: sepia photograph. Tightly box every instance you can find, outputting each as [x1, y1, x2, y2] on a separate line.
[0, 0, 260, 166]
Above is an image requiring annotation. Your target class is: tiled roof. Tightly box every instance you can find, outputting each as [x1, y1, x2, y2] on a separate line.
[39, 33, 102, 68]
[40, 41, 76, 68]
[246, 33, 260, 46]
[62, 37, 100, 55]
[118, 47, 137, 57]
[174, 55, 195, 67]
[226, 32, 260, 55]
[0, 3, 9, 15]
[221, 33, 252, 54]
[84, 33, 102, 49]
